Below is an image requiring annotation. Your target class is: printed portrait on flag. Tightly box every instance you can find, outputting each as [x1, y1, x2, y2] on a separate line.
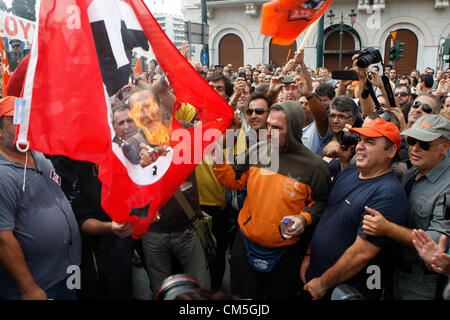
[16, 0, 234, 237]
[300, 0, 325, 10]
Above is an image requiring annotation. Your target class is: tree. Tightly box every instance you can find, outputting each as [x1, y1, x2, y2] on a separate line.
[0, 0, 8, 11]
[10, 0, 36, 21]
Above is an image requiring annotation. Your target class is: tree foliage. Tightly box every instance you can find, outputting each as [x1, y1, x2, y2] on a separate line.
[0, 0, 8, 11]
[10, 0, 36, 21]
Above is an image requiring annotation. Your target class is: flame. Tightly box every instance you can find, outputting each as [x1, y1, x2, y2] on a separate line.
[129, 91, 170, 146]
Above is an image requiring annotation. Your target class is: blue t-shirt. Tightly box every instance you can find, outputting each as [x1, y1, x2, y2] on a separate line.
[307, 165, 409, 299]
[0, 152, 81, 299]
[302, 121, 332, 156]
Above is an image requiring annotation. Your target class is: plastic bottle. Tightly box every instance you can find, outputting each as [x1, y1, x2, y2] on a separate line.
[279, 217, 294, 240]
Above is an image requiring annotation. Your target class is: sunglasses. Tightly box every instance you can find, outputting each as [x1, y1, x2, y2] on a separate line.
[246, 108, 268, 116]
[406, 137, 444, 151]
[328, 113, 352, 120]
[394, 91, 408, 97]
[412, 101, 433, 114]
[11, 45, 21, 48]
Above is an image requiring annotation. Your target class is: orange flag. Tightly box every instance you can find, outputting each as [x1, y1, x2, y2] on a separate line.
[261, 0, 334, 45]
[0, 37, 12, 96]
[134, 56, 143, 74]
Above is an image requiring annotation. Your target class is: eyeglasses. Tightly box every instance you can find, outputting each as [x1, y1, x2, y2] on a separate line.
[412, 101, 433, 114]
[406, 136, 443, 151]
[245, 108, 269, 116]
[394, 91, 409, 97]
[328, 113, 352, 120]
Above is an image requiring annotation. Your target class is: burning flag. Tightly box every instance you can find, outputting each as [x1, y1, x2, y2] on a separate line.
[134, 56, 143, 75]
[261, 0, 333, 45]
[16, 0, 234, 237]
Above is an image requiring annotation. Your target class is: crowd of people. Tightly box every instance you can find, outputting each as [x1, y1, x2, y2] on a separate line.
[0, 40, 449, 301]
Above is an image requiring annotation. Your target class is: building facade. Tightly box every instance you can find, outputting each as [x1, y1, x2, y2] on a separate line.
[181, 0, 450, 74]
[154, 13, 186, 50]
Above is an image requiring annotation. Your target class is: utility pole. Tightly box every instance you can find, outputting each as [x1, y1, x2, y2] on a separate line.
[339, 13, 344, 70]
[316, 15, 324, 68]
[201, 0, 209, 66]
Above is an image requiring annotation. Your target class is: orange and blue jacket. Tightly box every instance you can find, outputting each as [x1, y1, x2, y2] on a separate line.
[214, 101, 331, 248]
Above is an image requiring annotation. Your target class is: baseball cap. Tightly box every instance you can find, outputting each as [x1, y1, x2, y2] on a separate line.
[0, 96, 16, 118]
[401, 114, 450, 142]
[349, 117, 401, 149]
[9, 39, 21, 45]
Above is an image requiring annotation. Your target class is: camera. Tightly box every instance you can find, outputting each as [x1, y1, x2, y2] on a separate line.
[238, 71, 246, 78]
[281, 76, 294, 84]
[336, 130, 359, 151]
[156, 274, 200, 300]
[356, 47, 382, 69]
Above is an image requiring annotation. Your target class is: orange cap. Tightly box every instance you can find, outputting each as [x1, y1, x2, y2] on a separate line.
[350, 117, 401, 149]
[0, 96, 16, 118]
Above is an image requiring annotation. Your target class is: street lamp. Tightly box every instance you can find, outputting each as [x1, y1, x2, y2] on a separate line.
[349, 9, 357, 27]
[327, 9, 357, 70]
[327, 10, 335, 25]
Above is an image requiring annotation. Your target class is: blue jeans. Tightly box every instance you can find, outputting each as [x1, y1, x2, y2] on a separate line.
[46, 277, 77, 300]
[141, 226, 210, 295]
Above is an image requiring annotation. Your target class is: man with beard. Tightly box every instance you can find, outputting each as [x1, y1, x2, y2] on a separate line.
[214, 100, 330, 299]
[0, 96, 81, 300]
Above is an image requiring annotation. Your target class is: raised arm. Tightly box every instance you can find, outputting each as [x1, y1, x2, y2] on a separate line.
[297, 75, 329, 136]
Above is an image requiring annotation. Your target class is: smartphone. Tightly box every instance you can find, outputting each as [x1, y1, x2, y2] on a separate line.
[331, 70, 359, 81]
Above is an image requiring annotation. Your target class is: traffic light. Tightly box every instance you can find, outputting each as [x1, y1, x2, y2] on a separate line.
[396, 41, 405, 60]
[389, 46, 397, 61]
[389, 41, 405, 61]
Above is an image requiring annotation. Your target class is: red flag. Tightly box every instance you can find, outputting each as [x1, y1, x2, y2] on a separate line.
[17, 0, 234, 237]
[261, 0, 333, 45]
[0, 36, 12, 96]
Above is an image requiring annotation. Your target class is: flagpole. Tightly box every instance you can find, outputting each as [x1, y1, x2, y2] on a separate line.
[300, 18, 320, 50]
[285, 49, 292, 65]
